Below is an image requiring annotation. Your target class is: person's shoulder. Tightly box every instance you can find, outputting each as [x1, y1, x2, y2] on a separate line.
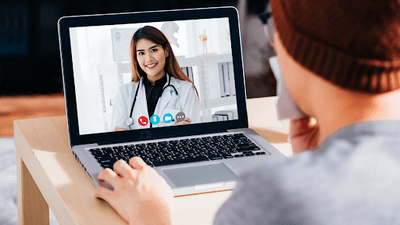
[172, 77, 192, 86]
[238, 148, 335, 188]
[247, 121, 400, 188]
[241, 152, 315, 181]
[171, 77, 195, 94]
[214, 155, 316, 225]
[120, 81, 138, 89]
[119, 81, 139, 93]
[216, 123, 400, 225]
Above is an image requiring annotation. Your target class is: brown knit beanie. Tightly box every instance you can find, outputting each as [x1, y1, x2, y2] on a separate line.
[271, 0, 400, 93]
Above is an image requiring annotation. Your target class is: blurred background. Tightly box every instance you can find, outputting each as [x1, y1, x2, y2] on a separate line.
[0, 0, 275, 94]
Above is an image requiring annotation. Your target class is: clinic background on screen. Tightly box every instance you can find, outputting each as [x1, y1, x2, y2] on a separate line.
[70, 18, 239, 135]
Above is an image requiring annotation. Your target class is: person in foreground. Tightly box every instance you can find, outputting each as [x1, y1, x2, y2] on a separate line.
[95, 0, 400, 224]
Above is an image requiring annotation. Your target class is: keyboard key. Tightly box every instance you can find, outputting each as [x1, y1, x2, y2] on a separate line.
[101, 164, 113, 169]
[210, 156, 223, 160]
[238, 145, 260, 152]
[144, 159, 153, 166]
[222, 153, 234, 159]
[207, 152, 220, 158]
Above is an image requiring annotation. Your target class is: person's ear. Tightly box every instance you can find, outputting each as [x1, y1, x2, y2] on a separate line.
[164, 46, 170, 58]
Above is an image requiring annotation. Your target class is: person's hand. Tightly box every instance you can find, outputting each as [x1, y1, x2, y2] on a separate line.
[174, 118, 191, 126]
[289, 116, 320, 153]
[113, 128, 128, 132]
[95, 157, 174, 225]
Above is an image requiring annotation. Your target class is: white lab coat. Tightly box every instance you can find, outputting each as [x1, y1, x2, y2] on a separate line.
[110, 75, 200, 131]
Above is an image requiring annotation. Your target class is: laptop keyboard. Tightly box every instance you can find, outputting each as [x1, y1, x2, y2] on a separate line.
[89, 133, 270, 169]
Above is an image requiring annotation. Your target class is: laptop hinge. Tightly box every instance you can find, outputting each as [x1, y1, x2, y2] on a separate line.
[95, 129, 230, 146]
[71, 143, 100, 149]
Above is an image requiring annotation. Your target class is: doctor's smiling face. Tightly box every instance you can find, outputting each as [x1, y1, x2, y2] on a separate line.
[136, 38, 169, 84]
[130, 26, 198, 97]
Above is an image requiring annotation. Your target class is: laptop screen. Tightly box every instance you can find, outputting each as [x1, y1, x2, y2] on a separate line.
[69, 17, 239, 135]
[59, 7, 248, 146]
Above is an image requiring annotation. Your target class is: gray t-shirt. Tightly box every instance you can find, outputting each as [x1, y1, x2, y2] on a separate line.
[214, 121, 400, 225]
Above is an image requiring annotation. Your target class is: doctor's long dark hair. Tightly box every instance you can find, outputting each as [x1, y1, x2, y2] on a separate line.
[130, 26, 198, 97]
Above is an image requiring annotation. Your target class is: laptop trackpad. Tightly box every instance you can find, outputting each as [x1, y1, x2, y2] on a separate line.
[162, 162, 237, 188]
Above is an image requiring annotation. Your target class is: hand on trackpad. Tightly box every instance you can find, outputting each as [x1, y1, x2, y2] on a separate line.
[162, 163, 237, 187]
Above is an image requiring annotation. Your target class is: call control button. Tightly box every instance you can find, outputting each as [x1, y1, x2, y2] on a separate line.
[150, 115, 160, 125]
[163, 113, 173, 123]
[175, 112, 186, 122]
[138, 116, 149, 126]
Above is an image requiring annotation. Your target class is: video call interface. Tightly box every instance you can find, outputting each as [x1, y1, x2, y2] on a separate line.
[69, 17, 239, 135]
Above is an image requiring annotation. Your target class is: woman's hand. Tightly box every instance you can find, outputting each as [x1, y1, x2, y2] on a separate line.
[289, 116, 321, 153]
[95, 157, 174, 225]
[174, 118, 191, 126]
[113, 128, 128, 132]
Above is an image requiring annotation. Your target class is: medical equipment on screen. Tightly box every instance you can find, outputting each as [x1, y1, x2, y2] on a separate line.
[199, 30, 208, 54]
[161, 22, 180, 48]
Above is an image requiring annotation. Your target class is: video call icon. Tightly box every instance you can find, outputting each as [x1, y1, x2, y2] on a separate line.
[163, 113, 173, 123]
[138, 116, 149, 126]
[150, 115, 160, 125]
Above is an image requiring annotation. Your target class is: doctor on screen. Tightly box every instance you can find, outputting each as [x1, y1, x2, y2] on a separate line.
[110, 26, 200, 131]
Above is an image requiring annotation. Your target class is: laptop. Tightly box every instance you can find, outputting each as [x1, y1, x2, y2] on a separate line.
[57, 6, 285, 196]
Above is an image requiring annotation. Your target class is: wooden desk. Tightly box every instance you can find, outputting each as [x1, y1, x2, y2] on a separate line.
[14, 97, 292, 225]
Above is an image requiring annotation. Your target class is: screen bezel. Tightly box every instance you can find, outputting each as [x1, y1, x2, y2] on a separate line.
[58, 7, 248, 147]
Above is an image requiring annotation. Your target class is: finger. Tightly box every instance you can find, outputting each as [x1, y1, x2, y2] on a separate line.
[98, 168, 121, 187]
[113, 128, 128, 132]
[94, 186, 114, 202]
[129, 156, 147, 170]
[113, 159, 132, 178]
[174, 121, 189, 126]
[178, 118, 191, 125]
[176, 121, 190, 125]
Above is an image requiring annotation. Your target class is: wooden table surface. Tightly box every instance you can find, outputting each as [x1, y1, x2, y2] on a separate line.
[14, 96, 292, 225]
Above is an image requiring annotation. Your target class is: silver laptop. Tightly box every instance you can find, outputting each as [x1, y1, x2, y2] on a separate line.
[58, 6, 284, 196]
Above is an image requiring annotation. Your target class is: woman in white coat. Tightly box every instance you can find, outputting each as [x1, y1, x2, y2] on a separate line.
[110, 26, 200, 131]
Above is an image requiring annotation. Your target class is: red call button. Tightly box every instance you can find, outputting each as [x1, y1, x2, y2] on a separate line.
[138, 116, 149, 126]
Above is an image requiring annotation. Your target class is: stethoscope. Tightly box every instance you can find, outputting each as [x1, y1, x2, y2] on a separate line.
[125, 74, 179, 128]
